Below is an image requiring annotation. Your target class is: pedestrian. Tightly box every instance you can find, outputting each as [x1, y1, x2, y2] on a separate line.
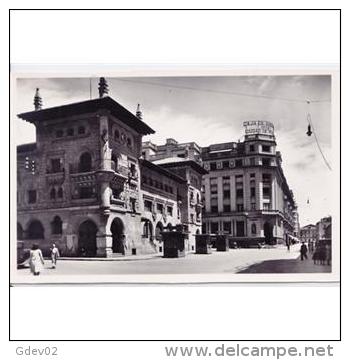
[50, 243, 60, 269]
[312, 247, 320, 264]
[29, 243, 45, 276]
[318, 243, 327, 265]
[325, 243, 332, 266]
[300, 242, 308, 261]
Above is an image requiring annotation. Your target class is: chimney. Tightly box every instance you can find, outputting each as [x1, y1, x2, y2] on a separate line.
[98, 77, 109, 98]
[33, 88, 42, 111]
[136, 103, 143, 120]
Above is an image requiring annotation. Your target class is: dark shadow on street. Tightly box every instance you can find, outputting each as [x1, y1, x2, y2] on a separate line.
[238, 257, 332, 274]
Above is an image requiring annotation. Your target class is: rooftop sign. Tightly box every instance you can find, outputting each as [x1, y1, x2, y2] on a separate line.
[243, 121, 274, 136]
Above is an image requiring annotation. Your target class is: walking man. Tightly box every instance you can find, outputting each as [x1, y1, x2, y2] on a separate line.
[300, 242, 308, 261]
[50, 243, 60, 269]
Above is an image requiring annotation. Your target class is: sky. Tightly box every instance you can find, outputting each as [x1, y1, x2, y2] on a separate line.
[14, 75, 333, 226]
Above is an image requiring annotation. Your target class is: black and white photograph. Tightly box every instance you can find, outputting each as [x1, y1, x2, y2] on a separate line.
[10, 70, 339, 284]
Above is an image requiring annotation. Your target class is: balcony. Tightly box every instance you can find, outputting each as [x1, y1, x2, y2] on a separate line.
[46, 171, 65, 185]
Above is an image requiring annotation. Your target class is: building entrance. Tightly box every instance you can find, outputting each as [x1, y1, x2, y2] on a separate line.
[111, 217, 125, 254]
[264, 221, 274, 245]
[78, 220, 97, 256]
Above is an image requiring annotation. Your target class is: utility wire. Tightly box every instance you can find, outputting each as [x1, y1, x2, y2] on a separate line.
[307, 110, 332, 171]
[115, 78, 331, 104]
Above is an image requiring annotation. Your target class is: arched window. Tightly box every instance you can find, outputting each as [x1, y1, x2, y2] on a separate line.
[79, 152, 92, 172]
[251, 223, 257, 235]
[50, 188, 56, 200]
[57, 187, 63, 198]
[27, 220, 44, 239]
[51, 216, 63, 235]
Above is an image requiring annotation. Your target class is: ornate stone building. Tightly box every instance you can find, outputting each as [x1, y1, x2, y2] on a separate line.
[16, 79, 204, 257]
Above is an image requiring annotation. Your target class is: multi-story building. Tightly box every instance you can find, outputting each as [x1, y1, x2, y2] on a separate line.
[143, 121, 298, 245]
[153, 158, 207, 251]
[142, 138, 202, 163]
[300, 224, 317, 247]
[16, 79, 203, 257]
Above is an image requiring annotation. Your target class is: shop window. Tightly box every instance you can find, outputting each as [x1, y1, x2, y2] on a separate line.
[223, 221, 232, 233]
[251, 223, 257, 235]
[211, 222, 219, 234]
[236, 221, 245, 236]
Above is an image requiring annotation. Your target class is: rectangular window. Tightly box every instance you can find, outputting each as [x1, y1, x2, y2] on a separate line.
[223, 221, 232, 233]
[263, 173, 271, 183]
[144, 200, 152, 212]
[167, 206, 173, 216]
[262, 158, 271, 166]
[249, 158, 255, 166]
[236, 204, 244, 212]
[211, 222, 219, 233]
[211, 205, 218, 213]
[249, 144, 255, 152]
[223, 189, 231, 199]
[236, 221, 245, 236]
[263, 187, 271, 197]
[235, 175, 243, 183]
[263, 203, 271, 210]
[50, 158, 62, 173]
[235, 159, 243, 167]
[130, 198, 137, 213]
[28, 190, 37, 204]
[190, 214, 194, 223]
[210, 162, 217, 171]
[251, 203, 256, 210]
[236, 188, 244, 198]
[262, 145, 271, 152]
[222, 161, 229, 169]
[250, 187, 256, 197]
[223, 204, 231, 212]
[156, 203, 164, 213]
[250, 173, 255, 178]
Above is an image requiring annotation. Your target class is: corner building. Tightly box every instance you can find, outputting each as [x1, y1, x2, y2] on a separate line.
[201, 121, 297, 245]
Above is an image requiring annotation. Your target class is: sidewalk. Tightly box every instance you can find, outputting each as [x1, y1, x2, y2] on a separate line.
[59, 253, 164, 262]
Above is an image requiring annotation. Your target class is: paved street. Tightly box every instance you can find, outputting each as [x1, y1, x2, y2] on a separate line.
[15, 245, 331, 277]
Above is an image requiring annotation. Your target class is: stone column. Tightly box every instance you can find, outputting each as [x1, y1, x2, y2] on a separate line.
[96, 222, 113, 257]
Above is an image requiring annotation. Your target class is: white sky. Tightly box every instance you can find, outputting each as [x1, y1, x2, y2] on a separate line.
[14, 76, 332, 226]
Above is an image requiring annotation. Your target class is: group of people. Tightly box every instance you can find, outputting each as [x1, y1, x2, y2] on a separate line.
[300, 241, 331, 265]
[29, 243, 60, 276]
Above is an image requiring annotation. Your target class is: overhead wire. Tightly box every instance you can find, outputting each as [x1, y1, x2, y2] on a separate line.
[115, 78, 331, 104]
[306, 102, 332, 171]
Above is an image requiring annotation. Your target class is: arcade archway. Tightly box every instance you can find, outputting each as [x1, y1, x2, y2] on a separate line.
[111, 217, 125, 254]
[78, 220, 97, 256]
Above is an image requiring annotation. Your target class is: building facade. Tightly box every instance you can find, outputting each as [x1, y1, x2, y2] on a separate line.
[143, 121, 298, 246]
[153, 158, 207, 250]
[16, 81, 204, 257]
[300, 224, 317, 247]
